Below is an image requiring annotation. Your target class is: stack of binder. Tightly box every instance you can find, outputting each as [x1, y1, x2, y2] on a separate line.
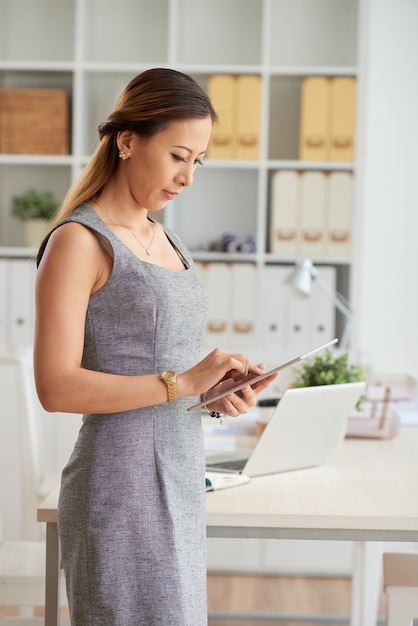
[195, 262, 258, 348]
[206, 74, 262, 160]
[299, 76, 356, 162]
[261, 264, 336, 357]
[269, 170, 353, 258]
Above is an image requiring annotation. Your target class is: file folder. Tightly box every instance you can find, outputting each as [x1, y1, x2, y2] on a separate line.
[299, 76, 330, 161]
[204, 262, 231, 346]
[326, 171, 353, 258]
[261, 265, 288, 354]
[230, 263, 257, 347]
[329, 77, 356, 162]
[299, 171, 327, 257]
[269, 170, 300, 256]
[207, 74, 261, 160]
[236, 75, 261, 160]
[206, 75, 235, 159]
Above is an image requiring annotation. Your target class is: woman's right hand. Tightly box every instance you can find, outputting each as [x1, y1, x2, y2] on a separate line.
[177, 349, 277, 417]
[177, 348, 256, 399]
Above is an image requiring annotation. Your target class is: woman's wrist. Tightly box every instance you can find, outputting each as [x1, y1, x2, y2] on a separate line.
[174, 372, 190, 399]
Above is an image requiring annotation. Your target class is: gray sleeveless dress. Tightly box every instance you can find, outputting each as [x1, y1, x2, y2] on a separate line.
[38, 204, 209, 625]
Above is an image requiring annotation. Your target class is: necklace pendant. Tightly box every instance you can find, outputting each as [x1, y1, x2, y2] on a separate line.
[145, 249, 151, 255]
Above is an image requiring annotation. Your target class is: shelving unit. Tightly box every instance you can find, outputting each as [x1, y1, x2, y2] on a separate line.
[0, 0, 363, 361]
[0, 0, 375, 575]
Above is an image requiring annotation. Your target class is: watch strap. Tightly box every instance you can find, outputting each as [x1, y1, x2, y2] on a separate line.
[159, 370, 177, 402]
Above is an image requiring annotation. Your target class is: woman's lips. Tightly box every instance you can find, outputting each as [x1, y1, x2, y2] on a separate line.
[163, 190, 178, 201]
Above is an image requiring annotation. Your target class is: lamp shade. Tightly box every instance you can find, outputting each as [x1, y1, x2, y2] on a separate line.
[284, 258, 318, 296]
[284, 258, 355, 352]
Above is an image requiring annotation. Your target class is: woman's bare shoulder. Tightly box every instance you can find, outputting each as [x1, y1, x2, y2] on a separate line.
[37, 220, 110, 294]
[42, 220, 104, 261]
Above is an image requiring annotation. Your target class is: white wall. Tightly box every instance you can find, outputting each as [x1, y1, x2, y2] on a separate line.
[354, 0, 418, 381]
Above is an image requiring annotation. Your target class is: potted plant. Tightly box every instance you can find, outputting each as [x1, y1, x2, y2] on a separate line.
[293, 348, 366, 411]
[290, 348, 367, 441]
[11, 188, 58, 247]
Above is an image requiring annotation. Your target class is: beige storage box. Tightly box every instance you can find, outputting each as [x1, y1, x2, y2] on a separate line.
[0, 88, 69, 155]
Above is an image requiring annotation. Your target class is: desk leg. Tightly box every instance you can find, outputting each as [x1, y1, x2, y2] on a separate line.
[44, 521, 61, 626]
[350, 541, 382, 626]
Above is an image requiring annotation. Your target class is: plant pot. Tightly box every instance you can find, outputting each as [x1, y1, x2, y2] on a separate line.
[22, 219, 50, 248]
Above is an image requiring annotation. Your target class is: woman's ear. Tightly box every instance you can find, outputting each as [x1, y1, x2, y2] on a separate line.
[116, 130, 134, 154]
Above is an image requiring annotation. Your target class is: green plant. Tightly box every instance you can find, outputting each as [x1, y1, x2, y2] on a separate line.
[293, 349, 366, 409]
[11, 188, 58, 221]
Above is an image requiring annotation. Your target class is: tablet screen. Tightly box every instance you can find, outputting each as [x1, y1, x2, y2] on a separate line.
[187, 338, 338, 411]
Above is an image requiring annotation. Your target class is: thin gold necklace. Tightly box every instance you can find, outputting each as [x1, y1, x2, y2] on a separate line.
[94, 199, 155, 256]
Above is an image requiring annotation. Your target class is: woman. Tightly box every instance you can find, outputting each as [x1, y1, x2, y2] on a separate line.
[34, 68, 275, 625]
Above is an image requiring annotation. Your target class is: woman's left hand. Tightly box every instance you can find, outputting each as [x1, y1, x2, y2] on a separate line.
[204, 364, 278, 417]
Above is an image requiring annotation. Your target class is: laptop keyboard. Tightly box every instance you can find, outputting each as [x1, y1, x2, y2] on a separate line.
[207, 458, 247, 471]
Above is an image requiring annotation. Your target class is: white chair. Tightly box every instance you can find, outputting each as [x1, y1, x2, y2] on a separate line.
[383, 552, 418, 626]
[0, 349, 73, 622]
[0, 537, 45, 622]
[0, 348, 80, 541]
[0, 512, 68, 625]
[0, 347, 77, 626]
[0, 349, 53, 541]
[16, 348, 60, 539]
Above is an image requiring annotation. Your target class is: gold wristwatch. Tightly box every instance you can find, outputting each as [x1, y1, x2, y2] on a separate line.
[159, 370, 177, 402]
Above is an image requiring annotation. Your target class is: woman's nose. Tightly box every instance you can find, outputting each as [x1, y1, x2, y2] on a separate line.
[176, 166, 194, 187]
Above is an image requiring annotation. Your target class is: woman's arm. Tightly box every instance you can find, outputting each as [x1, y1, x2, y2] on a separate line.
[34, 222, 262, 415]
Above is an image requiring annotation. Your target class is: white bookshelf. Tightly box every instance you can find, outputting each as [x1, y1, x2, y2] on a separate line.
[0, 0, 370, 573]
[0, 0, 362, 360]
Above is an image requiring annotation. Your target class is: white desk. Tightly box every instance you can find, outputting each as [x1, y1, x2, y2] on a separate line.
[38, 427, 418, 626]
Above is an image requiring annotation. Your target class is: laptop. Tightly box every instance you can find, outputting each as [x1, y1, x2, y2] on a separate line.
[205, 382, 366, 477]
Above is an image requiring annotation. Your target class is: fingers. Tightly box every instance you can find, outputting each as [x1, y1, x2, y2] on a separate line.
[250, 372, 278, 393]
[220, 384, 257, 417]
[218, 366, 277, 418]
[226, 360, 265, 384]
[226, 353, 249, 379]
[185, 349, 269, 401]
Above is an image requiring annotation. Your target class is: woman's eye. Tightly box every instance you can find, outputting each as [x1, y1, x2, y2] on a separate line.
[172, 154, 185, 163]
[172, 154, 204, 166]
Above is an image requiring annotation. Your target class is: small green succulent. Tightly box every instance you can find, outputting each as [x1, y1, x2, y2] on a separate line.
[294, 349, 366, 409]
[11, 189, 58, 221]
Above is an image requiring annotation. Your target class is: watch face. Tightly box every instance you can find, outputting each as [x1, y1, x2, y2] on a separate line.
[160, 370, 177, 402]
[161, 370, 176, 381]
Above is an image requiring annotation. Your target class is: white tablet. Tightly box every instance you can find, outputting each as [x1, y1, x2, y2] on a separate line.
[187, 338, 338, 412]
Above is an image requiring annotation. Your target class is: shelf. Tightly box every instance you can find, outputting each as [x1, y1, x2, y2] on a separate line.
[0, 0, 362, 354]
[0, 61, 76, 72]
[265, 254, 352, 267]
[266, 161, 356, 171]
[0, 155, 74, 166]
[191, 252, 258, 264]
[0, 155, 356, 172]
[267, 66, 359, 77]
[0, 62, 359, 77]
[0, 246, 37, 259]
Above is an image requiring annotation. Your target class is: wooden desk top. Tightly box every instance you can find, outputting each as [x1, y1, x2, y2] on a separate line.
[206, 427, 418, 541]
[38, 428, 418, 542]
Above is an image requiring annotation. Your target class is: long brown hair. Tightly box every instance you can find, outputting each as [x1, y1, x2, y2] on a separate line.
[51, 68, 218, 227]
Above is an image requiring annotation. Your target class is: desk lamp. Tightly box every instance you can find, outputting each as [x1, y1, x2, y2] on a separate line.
[285, 258, 355, 352]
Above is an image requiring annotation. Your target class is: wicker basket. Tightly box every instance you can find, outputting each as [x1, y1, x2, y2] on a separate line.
[0, 88, 69, 155]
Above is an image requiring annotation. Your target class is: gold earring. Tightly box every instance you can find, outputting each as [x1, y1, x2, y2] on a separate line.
[119, 149, 129, 160]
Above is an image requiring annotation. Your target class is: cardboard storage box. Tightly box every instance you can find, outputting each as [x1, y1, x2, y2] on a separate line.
[0, 88, 69, 154]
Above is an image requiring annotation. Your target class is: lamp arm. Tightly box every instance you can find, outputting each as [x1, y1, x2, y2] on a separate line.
[313, 276, 355, 352]
[313, 276, 355, 321]
[338, 316, 355, 353]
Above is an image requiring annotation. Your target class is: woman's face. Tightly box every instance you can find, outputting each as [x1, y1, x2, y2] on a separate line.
[119, 116, 213, 212]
